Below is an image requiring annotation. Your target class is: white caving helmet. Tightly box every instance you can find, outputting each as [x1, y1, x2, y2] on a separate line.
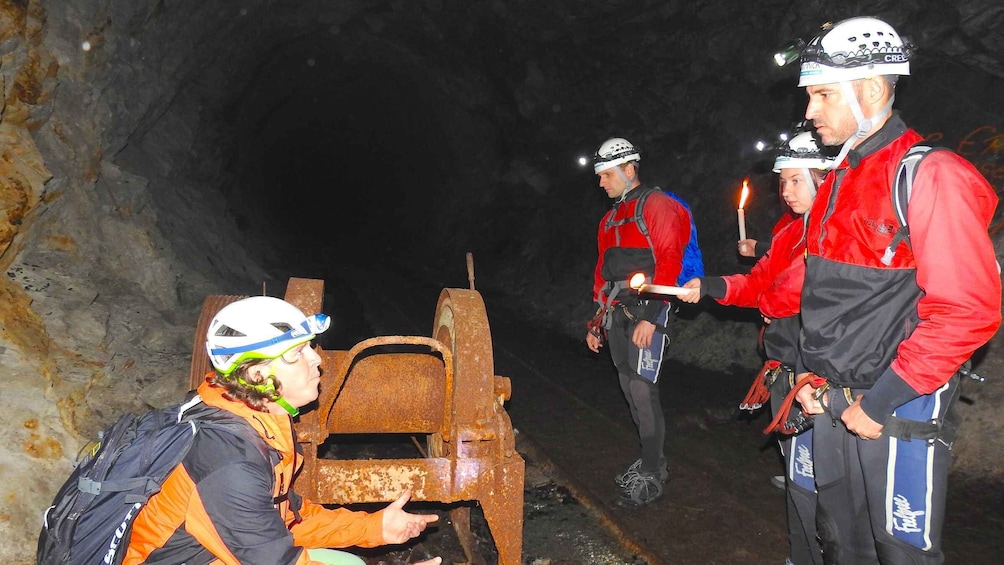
[206, 296, 330, 376]
[593, 137, 641, 173]
[798, 16, 912, 87]
[773, 130, 835, 173]
[773, 129, 836, 199]
[798, 17, 913, 166]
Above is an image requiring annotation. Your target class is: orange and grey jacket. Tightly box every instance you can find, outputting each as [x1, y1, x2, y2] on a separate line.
[124, 381, 385, 565]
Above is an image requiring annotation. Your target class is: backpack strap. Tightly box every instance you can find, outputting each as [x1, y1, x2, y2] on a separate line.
[881, 143, 939, 266]
[180, 396, 275, 467]
[632, 187, 657, 248]
[602, 187, 657, 237]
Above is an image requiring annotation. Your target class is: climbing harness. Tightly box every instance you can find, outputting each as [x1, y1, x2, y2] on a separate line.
[764, 373, 827, 435]
[740, 360, 782, 411]
[586, 306, 608, 341]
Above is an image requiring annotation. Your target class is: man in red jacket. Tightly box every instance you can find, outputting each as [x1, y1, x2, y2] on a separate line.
[585, 137, 690, 508]
[788, 17, 1001, 565]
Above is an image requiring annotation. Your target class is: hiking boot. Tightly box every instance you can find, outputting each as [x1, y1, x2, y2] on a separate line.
[771, 475, 786, 490]
[617, 472, 663, 508]
[614, 458, 670, 488]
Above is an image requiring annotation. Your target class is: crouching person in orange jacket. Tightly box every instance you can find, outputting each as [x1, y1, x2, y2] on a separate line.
[124, 296, 442, 565]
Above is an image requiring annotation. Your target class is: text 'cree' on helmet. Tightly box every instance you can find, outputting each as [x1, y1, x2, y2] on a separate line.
[205, 296, 331, 376]
[798, 16, 913, 87]
[594, 137, 641, 173]
[773, 130, 835, 172]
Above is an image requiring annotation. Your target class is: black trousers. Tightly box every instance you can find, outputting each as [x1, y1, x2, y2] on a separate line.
[607, 303, 669, 475]
[813, 378, 957, 565]
[770, 370, 823, 565]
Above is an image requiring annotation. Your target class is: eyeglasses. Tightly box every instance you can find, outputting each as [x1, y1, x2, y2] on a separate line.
[278, 343, 314, 365]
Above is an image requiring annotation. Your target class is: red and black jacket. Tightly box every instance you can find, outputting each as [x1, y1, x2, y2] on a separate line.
[799, 114, 1001, 424]
[593, 184, 690, 322]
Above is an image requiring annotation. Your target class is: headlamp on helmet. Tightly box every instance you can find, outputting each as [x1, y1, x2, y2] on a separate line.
[206, 296, 331, 376]
[773, 38, 806, 67]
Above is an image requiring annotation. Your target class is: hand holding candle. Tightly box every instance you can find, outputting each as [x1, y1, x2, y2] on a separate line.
[738, 179, 750, 241]
[628, 272, 691, 297]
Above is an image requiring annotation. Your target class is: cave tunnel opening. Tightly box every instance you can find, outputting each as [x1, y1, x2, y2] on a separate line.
[123, 2, 653, 307]
[220, 38, 487, 274]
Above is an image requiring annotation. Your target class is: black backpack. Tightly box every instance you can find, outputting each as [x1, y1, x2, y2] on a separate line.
[37, 393, 268, 565]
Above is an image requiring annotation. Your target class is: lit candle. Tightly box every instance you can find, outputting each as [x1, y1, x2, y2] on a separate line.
[737, 179, 750, 241]
[628, 272, 690, 296]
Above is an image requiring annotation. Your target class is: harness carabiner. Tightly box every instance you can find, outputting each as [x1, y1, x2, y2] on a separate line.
[764, 374, 826, 435]
[740, 360, 781, 412]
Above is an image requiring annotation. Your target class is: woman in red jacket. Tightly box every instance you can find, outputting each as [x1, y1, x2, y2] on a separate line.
[679, 130, 832, 565]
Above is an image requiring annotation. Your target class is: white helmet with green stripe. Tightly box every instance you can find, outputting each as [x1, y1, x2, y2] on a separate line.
[206, 296, 330, 376]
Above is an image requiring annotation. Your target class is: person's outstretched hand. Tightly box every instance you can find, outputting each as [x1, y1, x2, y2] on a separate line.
[679, 277, 702, 304]
[412, 558, 443, 565]
[381, 489, 440, 545]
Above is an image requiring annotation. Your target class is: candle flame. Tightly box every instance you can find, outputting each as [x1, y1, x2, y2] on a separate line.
[629, 272, 646, 290]
[739, 179, 750, 209]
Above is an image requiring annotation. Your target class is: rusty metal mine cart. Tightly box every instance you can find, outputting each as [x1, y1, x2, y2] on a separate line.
[189, 277, 525, 565]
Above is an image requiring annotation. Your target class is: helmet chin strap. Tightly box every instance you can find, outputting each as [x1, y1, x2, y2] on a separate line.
[274, 397, 300, 417]
[796, 167, 820, 241]
[828, 80, 895, 169]
[242, 369, 301, 417]
[801, 167, 817, 198]
[265, 369, 301, 417]
[614, 166, 637, 203]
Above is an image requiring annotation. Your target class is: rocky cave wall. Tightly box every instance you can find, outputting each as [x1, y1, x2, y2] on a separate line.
[0, 0, 1002, 561]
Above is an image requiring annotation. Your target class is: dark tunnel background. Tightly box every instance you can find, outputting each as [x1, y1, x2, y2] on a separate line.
[54, 0, 992, 374]
[214, 4, 778, 324]
[171, 0, 1004, 341]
